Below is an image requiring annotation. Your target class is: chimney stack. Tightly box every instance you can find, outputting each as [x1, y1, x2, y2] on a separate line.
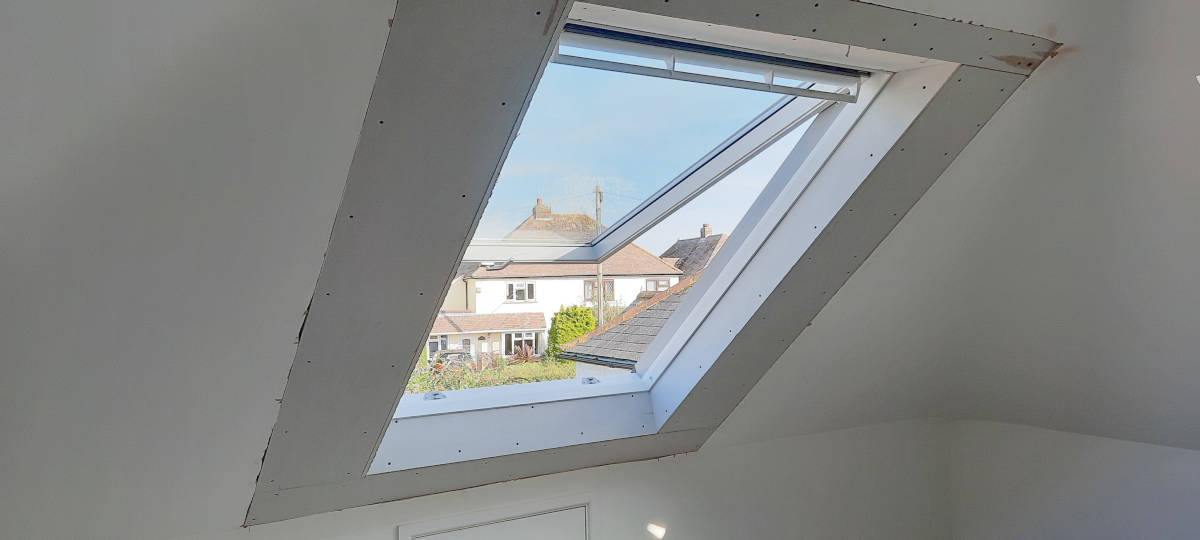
[533, 198, 551, 219]
[700, 223, 712, 238]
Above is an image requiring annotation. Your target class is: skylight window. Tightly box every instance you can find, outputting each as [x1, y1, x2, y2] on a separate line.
[401, 24, 842, 399]
[252, 0, 1043, 520]
[394, 17, 863, 407]
[391, 16, 867, 467]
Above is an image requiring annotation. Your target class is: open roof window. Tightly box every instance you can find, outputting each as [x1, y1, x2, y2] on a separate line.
[463, 23, 865, 263]
[251, 0, 1049, 522]
[399, 28, 840, 400]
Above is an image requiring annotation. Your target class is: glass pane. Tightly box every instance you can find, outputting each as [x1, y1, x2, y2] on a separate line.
[471, 63, 782, 245]
[675, 59, 767, 83]
[558, 43, 669, 70]
[551, 115, 819, 373]
[401, 115, 822, 397]
[401, 41, 826, 399]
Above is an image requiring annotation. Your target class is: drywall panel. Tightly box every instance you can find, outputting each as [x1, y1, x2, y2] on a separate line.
[656, 64, 1028, 434]
[950, 421, 1200, 539]
[586, 0, 1058, 74]
[0, 1, 395, 539]
[254, 0, 572, 494]
[182, 419, 951, 540]
[705, 0, 1200, 453]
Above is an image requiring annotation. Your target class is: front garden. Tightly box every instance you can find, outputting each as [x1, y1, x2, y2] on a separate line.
[404, 353, 576, 394]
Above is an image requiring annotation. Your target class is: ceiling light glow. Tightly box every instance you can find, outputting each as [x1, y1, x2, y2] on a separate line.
[646, 523, 667, 539]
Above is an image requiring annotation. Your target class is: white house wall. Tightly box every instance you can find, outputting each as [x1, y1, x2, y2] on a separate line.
[472, 276, 675, 324]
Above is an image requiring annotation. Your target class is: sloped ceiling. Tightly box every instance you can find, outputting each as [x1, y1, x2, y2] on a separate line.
[711, 0, 1200, 449]
[0, 2, 396, 539]
[0, 0, 1197, 539]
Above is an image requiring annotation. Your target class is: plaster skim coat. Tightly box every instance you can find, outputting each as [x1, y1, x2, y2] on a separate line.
[3, 0, 1200, 539]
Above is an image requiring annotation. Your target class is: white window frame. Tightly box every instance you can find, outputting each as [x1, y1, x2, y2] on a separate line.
[246, 0, 1058, 526]
[505, 281, 536, 302]
[645, 278, 671, 292]
[503, 331, 538, 356]
[375, 72, 868, 466]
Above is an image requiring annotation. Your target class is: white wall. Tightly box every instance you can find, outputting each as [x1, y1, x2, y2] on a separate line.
[6, 0, 1200, 537]
[709, 0, 1200, 454]
[175, 419, 952, 540]
[0, 1, 396, 539]
[168, 418, 1200, 540]
[949, 421, 1200, 540]
[474, 276, 673, 323]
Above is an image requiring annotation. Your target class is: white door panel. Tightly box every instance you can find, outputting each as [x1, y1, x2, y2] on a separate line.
[414, 506, 586, 540]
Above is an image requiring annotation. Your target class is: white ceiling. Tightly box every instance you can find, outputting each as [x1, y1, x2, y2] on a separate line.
[0, 0, 1197, 539]
[711, 0, 1200, 448]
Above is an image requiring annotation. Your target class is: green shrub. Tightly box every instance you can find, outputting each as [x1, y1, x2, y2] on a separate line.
[545, 305, 596, 361]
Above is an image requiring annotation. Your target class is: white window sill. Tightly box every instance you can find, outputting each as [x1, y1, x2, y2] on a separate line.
[393, 372, 648, 419]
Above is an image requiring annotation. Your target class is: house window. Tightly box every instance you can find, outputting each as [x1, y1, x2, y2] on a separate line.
[503, 331, 538, 355]
[646, 278, 671, 292]
[427, 335, 447, 356]
[583, 279, 614, 301]
[506, 281, 535, 302]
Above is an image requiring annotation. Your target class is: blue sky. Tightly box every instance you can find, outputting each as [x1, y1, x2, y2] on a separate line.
[476, 64, 810, 254]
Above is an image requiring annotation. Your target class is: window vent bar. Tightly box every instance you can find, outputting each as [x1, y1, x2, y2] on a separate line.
[555, 23, 866, 102]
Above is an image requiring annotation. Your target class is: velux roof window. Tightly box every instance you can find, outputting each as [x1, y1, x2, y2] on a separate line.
[400, 23, 847, 404]
[250, 0, 1047, 522]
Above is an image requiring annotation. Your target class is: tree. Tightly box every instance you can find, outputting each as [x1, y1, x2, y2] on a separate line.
[545, 305, 597, 361]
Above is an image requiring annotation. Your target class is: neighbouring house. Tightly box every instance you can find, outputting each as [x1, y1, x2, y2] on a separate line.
[428, 198, 683, 359]
[559, 224, 729, 376]
[504, 197, 603, 243]
[439, 261, 482, 313]
[465, 241, 683, 321]
[427, 311, 546, 360]
[558, 276, 699, 377]
[629, 223, 729, 309]
[660, 223, 728, 276]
